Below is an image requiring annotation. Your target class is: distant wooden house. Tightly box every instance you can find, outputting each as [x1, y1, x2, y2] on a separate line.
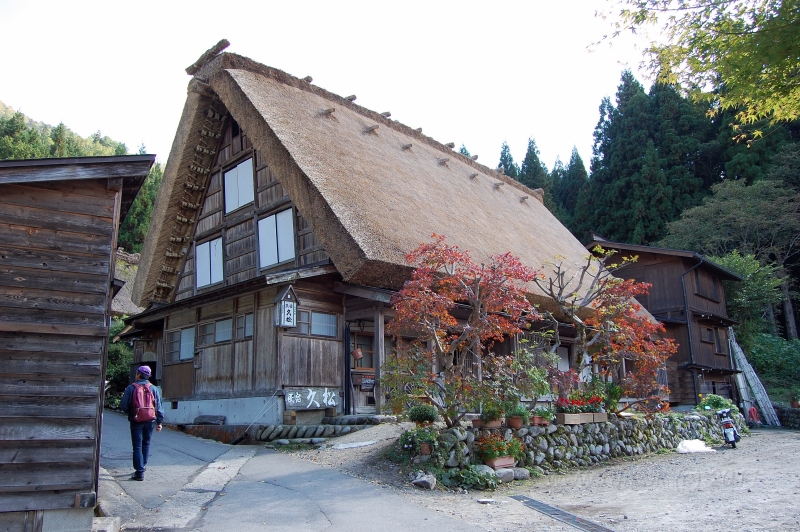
[0, 155, 154, 531]
[586, 238, 742, 406]
[128, 47, 599, 427]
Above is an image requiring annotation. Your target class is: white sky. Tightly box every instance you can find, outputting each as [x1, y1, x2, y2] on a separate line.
[0, 1, 652, 171]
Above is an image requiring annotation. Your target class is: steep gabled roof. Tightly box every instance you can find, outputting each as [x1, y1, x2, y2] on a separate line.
[133, 50, 593, 307]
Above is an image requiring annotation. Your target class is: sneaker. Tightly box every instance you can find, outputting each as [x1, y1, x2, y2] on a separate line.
[130, 474, 144, 481]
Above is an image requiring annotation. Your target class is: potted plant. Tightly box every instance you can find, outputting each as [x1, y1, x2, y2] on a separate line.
[531, 406, 554, 425]
[478, 403, 504, 428]
[555, 396, 585, 424]
[399, 425, 438, 455]
[407, 404, 438, 427]
[474, 433, 524, 469]
[505, 403, 530, 429]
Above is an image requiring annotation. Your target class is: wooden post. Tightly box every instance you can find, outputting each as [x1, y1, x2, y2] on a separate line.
[373, 306, 385, 414]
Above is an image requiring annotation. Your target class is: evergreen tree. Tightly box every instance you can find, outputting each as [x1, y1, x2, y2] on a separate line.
[497, 141, 519, 179]
[553, 147, 588, 232]
[459, 144, 471, 157]
[0, 112, 51, 159]
[118, 162, 163, 253]
[518, 138, 549, 190]
[517, 137, 555, 210]
[577, 71, 652, 242]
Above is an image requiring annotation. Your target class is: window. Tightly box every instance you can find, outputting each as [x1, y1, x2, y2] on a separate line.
[235, 313, 254, 339]
[196, 237, 223, 288]
[349, 333, 393, 369]
[258, 209, 295, 268]
[166, 327, 195, 362]
[215, 318, 232, 342]
[695, 270, 720, 301]
[224, 158, 255, 213]
[297, 311, 337, 337]
[197, 318, 233, 347]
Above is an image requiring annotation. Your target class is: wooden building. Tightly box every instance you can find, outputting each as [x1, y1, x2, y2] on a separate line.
[586, 238, 742, 406]
[0, 155, 154, 532]
[128, 45, 598, 427]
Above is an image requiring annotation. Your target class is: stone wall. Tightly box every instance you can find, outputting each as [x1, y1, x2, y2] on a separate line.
[773, 405, 800, 430]
[437, 411, 747, 473]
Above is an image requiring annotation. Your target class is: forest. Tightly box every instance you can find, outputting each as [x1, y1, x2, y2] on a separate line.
[490, 71, 800, 399]
[2, 62, 799, 399]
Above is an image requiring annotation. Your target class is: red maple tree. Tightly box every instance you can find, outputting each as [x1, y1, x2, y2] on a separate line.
[384, 235, 540, 427]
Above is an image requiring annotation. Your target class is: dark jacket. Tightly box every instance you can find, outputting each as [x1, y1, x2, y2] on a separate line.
[120, 378, 165, 424]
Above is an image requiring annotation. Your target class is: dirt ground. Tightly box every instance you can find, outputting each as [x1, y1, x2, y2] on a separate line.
[287, 422, 800, 531]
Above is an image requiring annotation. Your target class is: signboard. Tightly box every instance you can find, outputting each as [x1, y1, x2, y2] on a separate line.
[361, 375, 375, 392]
[275, 300, 297, 327]
[284, 387, 340, 410]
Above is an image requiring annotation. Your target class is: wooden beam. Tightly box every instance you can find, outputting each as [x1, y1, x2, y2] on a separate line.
[373, 306, 385, 415]
[185, 39, 230, 75]
[333, 282, 393, 303]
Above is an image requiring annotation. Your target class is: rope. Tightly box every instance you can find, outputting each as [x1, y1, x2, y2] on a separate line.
[241, 389, 281, 435]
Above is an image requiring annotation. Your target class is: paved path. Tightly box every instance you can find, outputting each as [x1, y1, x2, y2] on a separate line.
[99, 411, 485, 531]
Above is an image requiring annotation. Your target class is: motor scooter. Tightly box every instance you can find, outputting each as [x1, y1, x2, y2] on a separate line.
[716, 408, 741, 448]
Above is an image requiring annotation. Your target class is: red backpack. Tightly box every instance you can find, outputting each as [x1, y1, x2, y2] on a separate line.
[132, 382, 156, 422]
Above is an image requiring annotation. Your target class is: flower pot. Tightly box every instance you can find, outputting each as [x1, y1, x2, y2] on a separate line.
[792, 399, 800, 409]
[471, 419, 484, 428]
[531, 416, 550, 426]
[592, 412, 608, 423]
[555, 413, 582, 425]
[578, 413, 594, 424]
[414, 421, 433, 428]
[483, 419, 503, 428]
[506, 415, 524, 429]
[484, 455, 515, 469]
[420, 442, 431, 455]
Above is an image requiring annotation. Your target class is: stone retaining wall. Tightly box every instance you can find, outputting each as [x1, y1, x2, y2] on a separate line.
[436, 411, 747, 473]
[773, 405, 800, 430]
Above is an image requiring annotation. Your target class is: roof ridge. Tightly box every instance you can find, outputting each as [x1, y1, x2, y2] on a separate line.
[195, 52, 538, 198]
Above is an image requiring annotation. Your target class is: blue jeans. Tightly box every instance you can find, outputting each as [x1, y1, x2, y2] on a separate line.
[130, 421, 155, 476]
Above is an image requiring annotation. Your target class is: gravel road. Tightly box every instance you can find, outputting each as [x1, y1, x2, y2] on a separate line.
[287, 423, 800, 531]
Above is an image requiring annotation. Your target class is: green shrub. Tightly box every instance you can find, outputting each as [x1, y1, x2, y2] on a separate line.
[747, 333, 800, 402]
[696, 393, 737, 411]
[532, 406, 554, 421]
[479, 403, 503, 422]
[440, 466, 499, 490]
[505, 403, 530, 424]
[407, 404, 438, 424]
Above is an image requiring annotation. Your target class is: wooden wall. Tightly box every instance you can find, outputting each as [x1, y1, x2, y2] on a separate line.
[0, 178, 119, 512]
[172, 114, 330, 303]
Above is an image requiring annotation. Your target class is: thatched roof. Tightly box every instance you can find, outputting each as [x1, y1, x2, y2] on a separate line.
[133, 51, 594, 308]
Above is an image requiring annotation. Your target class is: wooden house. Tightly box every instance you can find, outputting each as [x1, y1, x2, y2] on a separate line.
[128, 46, 597, 427]
[0, 155, 154, 531]
[586, 238, 742, 406]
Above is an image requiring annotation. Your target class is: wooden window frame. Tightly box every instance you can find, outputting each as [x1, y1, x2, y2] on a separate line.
[235, 313, 254, 340]
[196, 236, 224, 288]
[258, 207, 296, 269]
[223, 157, 255, 214]
[196, 318, 233, 347]
[296, 310, 338, 338]
[165, 326, 195, 363]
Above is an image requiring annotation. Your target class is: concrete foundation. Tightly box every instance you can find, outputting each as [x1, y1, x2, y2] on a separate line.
[164, 395, 283, 425]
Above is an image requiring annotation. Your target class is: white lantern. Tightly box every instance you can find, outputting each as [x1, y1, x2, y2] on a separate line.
[274, 285, 299, 328]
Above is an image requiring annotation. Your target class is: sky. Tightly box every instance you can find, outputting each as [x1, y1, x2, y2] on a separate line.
[0, 1, 653, 171]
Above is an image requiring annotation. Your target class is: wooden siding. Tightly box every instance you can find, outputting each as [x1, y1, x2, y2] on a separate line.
[255, 292, 279, 390]
[279, 335, 343, 387]
[162, 361, 193, 399]
[0, 178, 118, 512]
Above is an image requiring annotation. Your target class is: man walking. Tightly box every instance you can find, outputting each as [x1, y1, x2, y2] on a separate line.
[120, 366, 164, 481]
